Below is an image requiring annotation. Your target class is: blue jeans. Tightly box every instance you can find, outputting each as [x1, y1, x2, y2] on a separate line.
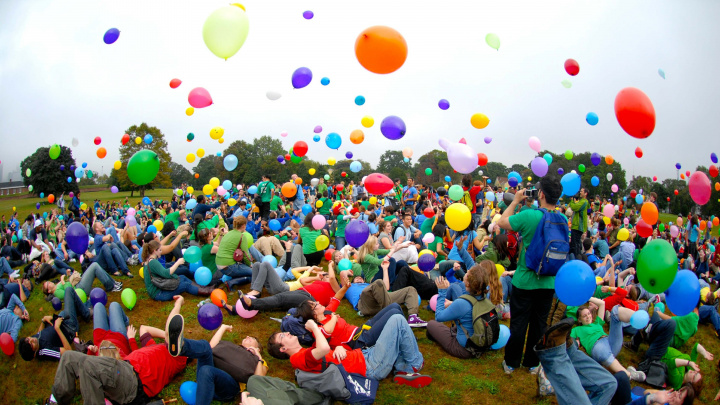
[180, 338, 239, 405]
[54, 247, 77, 261]
[371, 257, 398, 285]
[59, 287, 91, 335]
[164, 261, 192, 278]
[335, 237, 346, 251]
[635, 311, 676, 361]
[351, 303, 405, 349]
[53, 260, 74, 276]
[93, 302, 129, 334]
[536, 341, 616, 405]
[76, 263, 116, 293]
[97, 244, 127, 275]
[274, 267, 296, 282]
[248, 245, 264, 263]
[501, 275, 513, 303]
[0, 257, 12, 277]
[361, 314, 424, 380]
[611, 252, 629, 271]
[153, 275, 199, 301]
[220, 263, 252, 280]
[698, 305, 720, 334]
[590, 306, 624, 366]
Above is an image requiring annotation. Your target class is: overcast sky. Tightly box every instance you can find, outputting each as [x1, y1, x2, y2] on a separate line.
[1, 0, 719, 183]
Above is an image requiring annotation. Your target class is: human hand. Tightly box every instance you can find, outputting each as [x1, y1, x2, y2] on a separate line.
[176, 258, 185, 265]
[304, 319, 318, 331]
[332, 345, 348, 361]
[514, 189, 527, 203]
[435, 276, 450, 289]
[689, 361, 700, 372]
[54, 317, 63, 329]
[240, 392, 264, 405]
[127, 325, 137, 340]
[247, 346, 262, 361]
[170, 230, 177, 238]
[601, 286, 610, 293]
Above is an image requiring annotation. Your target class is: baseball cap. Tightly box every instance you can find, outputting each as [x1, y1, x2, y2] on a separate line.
[34, 219, 43, 227]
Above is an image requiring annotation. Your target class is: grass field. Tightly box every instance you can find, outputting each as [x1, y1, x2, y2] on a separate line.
[0, 190, 719, 404]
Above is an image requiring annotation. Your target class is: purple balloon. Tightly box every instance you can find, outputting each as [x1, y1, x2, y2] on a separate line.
[198, 304, 223, 330]
[89, 288, 107, 307]
[70, 165, 76, 171]
[314, 125, 322, 133]
[531, 157, 549, 177]
[590, 153, 602, 166]
[60, 165, 65, 171]
[125, 214, 137, 227]
[103, 28, 120, 44]
[110, 186, 119, 193]
[345, 151, 353, 159]
[484, 137, 492, 144]
[36, 203, 41, 209]
[345, 220, 370, 248]
[557, 168, 565, 175]
[303, 10, 314, 19]
[418, 253, 435, 272]
[51, 297, 62, 311]
[277, 155, 284, 163]
[675, 163, 681, 170]
[291, 67, 313, 89]
[712, 153, 718, 164]
[380, 115, 406, 140]
[438, 99, 450, 110]
[66, 222, 89, 255]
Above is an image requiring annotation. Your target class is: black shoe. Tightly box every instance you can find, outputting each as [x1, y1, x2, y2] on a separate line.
[167, 314, 184, 357]
[536, 317, 574, 350]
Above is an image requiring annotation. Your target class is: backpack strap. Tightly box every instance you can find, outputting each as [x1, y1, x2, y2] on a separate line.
[459, 294, 495, 314]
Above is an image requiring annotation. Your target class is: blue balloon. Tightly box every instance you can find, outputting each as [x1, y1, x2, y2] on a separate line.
[591, 176, 600, 187]
[665, 270, 700, 316]
[186, 199, 197, 210]
[417, 254, 435, 272]
[355, 95, 366, 105]
[543, 153, 553, 166]
[75, 168, 84, 178]
[320, 77, 330, 86]
[70, 165, 76, 171]
[485, 192, 495, 202]
[623, 196, 627, 202]
[262, 255, 278, 268]
[60, 165, 65, 171]
[82, 162, 87, 168]
[403, 157, 410, 162]
[302, 204, 313, 215]
[223, 154, 238, 171]
[221, 274, 232, 283]
[144, 134, 153, 144]
[655, 302, 666, 314]
[345, 151, 353, 159]
[269, 219, 281, 231]
[17, 230, 22, 239]
[277, 155, 285, 163]
[241, 210, 249, 217]
[247, 185, 258, 195]
[630, 310, 649, 329]
[103, 28, 120, 44]
[222, 180, 232, 190]
[586, 112, 599, 126]
[189, 260, 202, 274]
[142, 197, 151, 205]
[491, 324, 510, 350]
[43, 212, 48, 219]
[635, 194, 644, 204]
[40, 192, 45, 198]
[147, 225, 157, 234]
[561, 173, 581, 196]
[712, 153, 718, 164]
[325, 132, 342, 150]
[194, 266, 212, 286]
[675, 163, 681, 170]
[292, 67, 313, 89]
[487, 179, 492, 183]
[590, 153, 602, 166]
[67, 177, 72, 183]
[216, 152, 221, 157]
[557, 168, 564, 175]
[555, 260, 595, 306]
[444, 176, 451, 182]
[313, 135, 320, 142]
[508, 171, 522, 183]
[350, 161, 362, 173]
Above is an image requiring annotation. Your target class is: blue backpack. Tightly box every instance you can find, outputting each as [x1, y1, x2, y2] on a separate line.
[281, 308, 314, 346]
[524, 208, 569, 276]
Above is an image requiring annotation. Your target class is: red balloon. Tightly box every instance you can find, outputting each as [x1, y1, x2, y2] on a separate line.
[94, 136, 102, 145]
[121, 133, 130, 145]
[324, 249, 335, 261]
[614, 87, 656, 139]
[293, 141, 308, 157]
[710, 165, 719, 178]
[336, 184, 345, 191]
[674, 189, 679, 195]
[630, 189, 637, 198]
[284, 154, 291, 161]
[666, 197, 670, 201]
[635, 147, 643, 158]
[341, 172, 347, 177]
[636, 219, 653, 238]
[0, 332, 13, 356]
[653, 176, 657, 182]
[169, 78, 182, 88]
[685, 170, 691, 177]
[423, 207, 434, 218]
[477, 153, 488, 166]
[564, 59, 580, 76]
[364, 173, 394, 195]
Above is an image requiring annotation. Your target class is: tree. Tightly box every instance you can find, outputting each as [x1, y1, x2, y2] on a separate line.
[169, 162, 193, 188]
[534, 151, 627, 199]
[377, 150, 412, 176]
[20, 145, 79, 196]
[110, 123, 172, 196]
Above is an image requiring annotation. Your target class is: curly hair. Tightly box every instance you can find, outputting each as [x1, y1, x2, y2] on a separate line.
[464, 260, 502, 305]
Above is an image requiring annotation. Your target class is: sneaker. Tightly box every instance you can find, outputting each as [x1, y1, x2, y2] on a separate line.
[627, 366, 646, 382]
[623, 341, 639, 353]
[357, 310, 364, 317]
[537, 366, 555, 396]
[502, 360, 515, 374]
[197, 299, 211, 308]
[112, 282, 123, 292]
[407, 314, 427, 328]
[69, 258, 77, 263]
[536, 318, 575, 350]
[167, 314, 184, 357]
[393, 373, 432, 388]
[125, 273, 134, 278]
[529, 366, 540, 375]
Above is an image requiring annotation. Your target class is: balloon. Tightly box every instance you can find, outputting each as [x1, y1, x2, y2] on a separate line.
[636, 219, 653, 238]
[424, 168, 433, 176]
[202, 4, 249, 59]
[689, 171, 711, 205]
[48, 194, 55, 204]
[715, 217, 720, 227]
[51, 296, 62, 311]
[630, 310, 650, 329]
[207, 289, 228, 310]
[66, 222, 89, 255]
[560, 173, 581, 196]
[338, 259, 353, 271]
[219, 154, 238, 171]
[188, 87, 213, 109]
[72, 138, 79, 147]
[700, 221, 707, 231]
[615, 228, 629, 242]
[677, 217, 683, 227]
[184, 246, 202, 263]
[564, 59, 580, 76]
[325, 132, 342, 150]
[320, 77, 329, 85]
[127, 150, 159, 186]
[280, 182, 296, 198]
[491, 324, 510, 350]
[355, 26, 407, 74]
[221, 180, 232, 191]
[315, 235, 330, 251]
[422, 232, 435, 244]
[634, 147, 643, 158]
[76, 289, 87, 303]
[635, 194, 644, 205]
[485, 191, 495, 202]
[528, 136, 542, 152]
[614, 87, 656, 139]
[267, 219, 281, 232]
[288, 67, 313, 89]
[485, 33, 500, 50]
[400, 147, 414, 159]
[194, 266, 212, 287]
[418, 254, 435, 272]
[261, 255, 278, 269]
[473, 153, 487, 167]
[445, 141, 478, 174]
[346, 220, 370, 248]
[314, 125, 323, 134]
[293, 141, 309, 157]
[709, 165, 719, 178]
[444, 176, 451, 182]
[428, 294, 439, 311]
[665, 270, 700, 317]
[236, 295, 258, 318]
[591, 176, 600, 187]
[312, 215, 327, 230]
[586, 112, 598, 125]
[48, 144, 62, 160]
[110, 186, 118, 194]
[531, 157, 548, 177]
[380, 116, 406, 140]
[611, 184, 619, 193]
[447, 185, 463, 201]
[637, 240, 678, 294]
[470, 113, 490, 129]
[353, 95, 366, 106]
[197, 302, 223, 331]
[555, 261, 595, 306]
[437, 99, 450, 110]
[89, 288, 107, 307]
[364, 173, 393, 195]
[350, 161, 362, 173]
[103, 28, 120, 44]
[561, 79, 572, 88]
[1, 332, 15, 356]
[445, 203, 471, 231]
[640, 203, 658, 225]
[564, 150, 574, 160]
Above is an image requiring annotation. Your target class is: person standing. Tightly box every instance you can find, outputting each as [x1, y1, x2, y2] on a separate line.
[257, 175, 275, 221]
[568, 188, 589, 259]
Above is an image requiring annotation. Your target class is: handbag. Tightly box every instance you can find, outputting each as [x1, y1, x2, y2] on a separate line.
[233, 233, 245, 262]
[637, 358, 667, 388]
[151, 275, 180, 291]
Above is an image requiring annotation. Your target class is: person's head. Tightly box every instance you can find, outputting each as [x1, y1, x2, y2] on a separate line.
[302, 212, 315, 229]
[432, 223, 446, 238]
[464, 261, 502, 305]
[402, 212, 413, 227]
[297, 300, 326, 322]
[576, 304, 598, 326]
[536, 176, 563, 206]
[691, 216, 699, 226]
[267, 331, 300, 360]
[241, 336, 262, 351]
[262, 174, 271, 182]
[141, 240, 161, 262]
[233, 215, 247, 231]
[668, 383, 696, 405]
[196, 195, 206, 204]
[357, 235, 379, 262]
[462, 174, 472, 189]
[491, 234, 510, 261]
[333, 249, 344, 263]
[197, 228, 212, 246]
[97, 340, 121, 360]
[42, 280, 57, 298]
[583, 238, 593, 253]
[407, 177, 414, 186]
[19, 336, 39, 361]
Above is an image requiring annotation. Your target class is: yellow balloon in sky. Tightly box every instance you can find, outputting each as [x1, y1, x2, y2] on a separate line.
[470, 113, 490, 129]
[210, 127, 224, 140]
[327, 157, 336, 166]
[309, 168, 316, 175]
[186, 153, 196, 163]
[203, 184, 214, 195]
[218, 138, 224, 144]
[186, 107, 194, 116]
[202, 5, 250, 60]
[134, 137, 142, 144]
[445, 203, 471, 231]
[113, 160, 122, 170]
[187, 186, 194, 194]
[361, 116, 374, 128]
[369, 197, 377, 205]
[197, 148, 205, 158]
[209, 177, 220, 188]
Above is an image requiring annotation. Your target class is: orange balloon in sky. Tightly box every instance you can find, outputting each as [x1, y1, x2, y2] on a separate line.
[96, 147, 107, 159]
[350, 129, 365, 144]
[605, 155, 614, 165]
[715, 182, 720, 191]
[48, 194, 55, 204]
[194, 173, 200, 178]
[355, 26, 407, 74]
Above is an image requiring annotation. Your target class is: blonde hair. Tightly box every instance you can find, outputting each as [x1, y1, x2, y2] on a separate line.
[98, 340, 121, 360]
[465, 260, 503, 305]
[357, 235, 378, 263]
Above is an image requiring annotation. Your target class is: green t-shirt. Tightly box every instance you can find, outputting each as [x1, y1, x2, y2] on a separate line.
[144, 259, 176, 299]
[165, 211, 181, 230]
[216, 230, 249, 267]
[570, 317, 606, 352]
[258, 181, 275, 203]
[662, 344, 699, 390]
[317, 183, 328, 197]
[299, 227, 322, 254]
[318, 198, 331, 215]
[672, 312, 699, 349]
[190, 215, 219, 240]
[270, 195, 283, 211]
[420, 216, 435, 237]
[508, 209, 555, 290]
[336, 215, 349, 238]
[200, 243, 217, 272]
[384, 215, 396, 223]
[428, 236, 445, 262]
[360, 201, 370, 210]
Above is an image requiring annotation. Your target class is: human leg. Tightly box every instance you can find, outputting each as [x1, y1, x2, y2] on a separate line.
[250, 262, 288, 295]
[248, 245, 264, 263]
[59, 287, 90, 334]
[698, 305, 720, 335]
[388, 286, 419, 315]
[362, 314, 424, 379]
[391, 265, 437, 300]
[501, 275, 512, 303]
[643, 319, 676, 361]
[0, 257, 12, 277]
[335, 236, 346, 251]
[93, 302, 109, 331]
[153, 276, 200, 301]
[98, 244, 118, 273]
[505, 286, 532, 369]
[195, 365, 240, 405]
[608, 306, 633, 356]
[570, 230, 583, 258]
[567, 342, 617, 405]
[110, 247, 130, 274]
[355, 303, 405, 347]
[426, 320, 473, 359]
[76, 262, 115, 292]
[220, 263, 253, 279]
[522, 288, 554, 368]
[52, 351, 138, 405]
[357, 280, 392, 316]
[108, 302, 129, 335]
[245, 290, 312, 312]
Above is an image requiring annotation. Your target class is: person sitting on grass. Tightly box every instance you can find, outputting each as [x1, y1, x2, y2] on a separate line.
[142, 240, 212, 301]
[84, 301, 139, 359]
[41, 262, 123, 302]
[93, 221, 133, 278]
[268, 315, 432, 388]
[246, 261, 331, 298]
[661, 341, 712, 397]
[0, 288, 29, 342]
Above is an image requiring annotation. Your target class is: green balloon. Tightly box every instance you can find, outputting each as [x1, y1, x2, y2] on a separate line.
[49, 144, 61, 160]
[127, 150, 159, 186]
[578, 164, 585, 173]
[448, 184, 464, 201]
[202, 5, 250, 60]
[324, 174, 330, 180]
[121, 288, 137, 310]
[76, 288, 87, 303]
[561, 79, 572, 88]
[183, 245, 202, 263]
[485, 33, 500, 50]
[659, 223, 665, 232]
[28, 185, 33, 192]
[290, 154, 302, 164]
[564, 150, 574, 160]
[87, 170, 93, 179]
[425, 168, 432, 176]
[637, 240, 678, 294]
[11, 235, 17, 243]
[26, 168, 31, 177]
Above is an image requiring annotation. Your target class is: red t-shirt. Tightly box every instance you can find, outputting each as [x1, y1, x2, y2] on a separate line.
[603, 288, 639, 312]
[320, 298, 358, 349]
[125, 344, 188, 397]
[89, 329, 138, 358]
[468, 186, 483, 214]
[301, 281, 335, 306]
[290, 345, 367, 376]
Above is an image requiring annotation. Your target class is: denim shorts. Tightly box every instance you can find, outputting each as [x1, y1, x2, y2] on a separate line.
[590, 336, 615, 366]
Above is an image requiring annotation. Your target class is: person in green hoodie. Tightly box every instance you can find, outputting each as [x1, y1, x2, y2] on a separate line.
[568, 188, 589, 259]
[661, 342, 712, 394]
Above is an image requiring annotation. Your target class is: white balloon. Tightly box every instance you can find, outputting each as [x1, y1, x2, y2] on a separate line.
[266, 91, 282, 101]
[607, 173, 613, 181]
[72, 138, 79, 147]
[478, 170, 484, 175]
[310, 178, 319, 186]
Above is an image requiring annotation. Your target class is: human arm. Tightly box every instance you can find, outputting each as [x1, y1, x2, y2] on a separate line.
[434, 278, 472, 322]
[307, 320, 331, 360]
[16, 279, 27, 302]
[209, 324, 233, 348]
[588, 297, 606, 319]
[498, 190, 526, 231]
[54, 317, 73, 354]
[333, 279, 350, 301]
[379, 235, 393, 249]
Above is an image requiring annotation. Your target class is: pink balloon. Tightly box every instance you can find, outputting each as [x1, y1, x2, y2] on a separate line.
[430, 294, 438, 311]
[689, 171, 711, 205]
[127, 208, 136, 216]
[623, 217, 629, 225]
[280, 131, 288, 137]
[611, 184, 618, 193]
[216, 186, 226, 196]
[188, 87, 213, 108]
[446, 142, 478, 174]
[422, 233, 434, 244]
[312, 215, 326, 230]
[528, 136, 542, 153]
[677, 217, 683, 227]
[670, 225, 679, 238]
[602, 204, 615, 218]
[235, 296, 258, 319]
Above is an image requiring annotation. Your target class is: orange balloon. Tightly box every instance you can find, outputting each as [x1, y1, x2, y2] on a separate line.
[605, 155, 614, 165]
[281, 182, 297, 198]
[96, 147, 107, 159]
[715, 182, 720, 192]
[47, 194, 55, 204]
[194, 173, 200, 178]
[714, 217, 719, 227]
[354, 26, 407, 74]
[350, 129, 365, 144]
[294, 178, 302, 185]
[640, 202, 658, 225]
[700, 221, 707, 231]
[681, 173, 685, 180]
[210, 289, 227, 307]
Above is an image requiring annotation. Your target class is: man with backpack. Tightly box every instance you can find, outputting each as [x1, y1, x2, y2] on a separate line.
[497, 176, 567, 375]
[256, 175, 275, 221]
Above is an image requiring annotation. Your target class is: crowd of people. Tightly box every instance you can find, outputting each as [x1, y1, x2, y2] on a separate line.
[0, 172, 718, 405]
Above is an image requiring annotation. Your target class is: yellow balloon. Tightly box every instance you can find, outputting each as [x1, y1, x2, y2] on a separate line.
[153, 220, 163, 229]
[527, 177, 532, 181]
[316, 200, 323, 208]
[603, 216, 611, 225]
[361, 116, 374, 128]
[186, 153, 196, 163]
[418, 249, 434, 258]
[369, 197, 377, 205]
[617, 228, 630, 241]
[210, 127, 224, 140]
[228, 198, 237, 207]
[218, 138, 224, 144]
[134, 137, 142, 144]
[470, 113, 490, 129]
[187, 186, 194, 194]
[445, 203, 471, 231]
[492, 214, 501, 223]
[203, 184, 214, 195]
[186, 107, 194, 116]
[176, 189, 183, 196]
[444, 185, 448, 189]
[496, 264, 505, 278]
[197, 148, 205, 158]
[139, 267, 144, 278]
[12, 207, 15, 211]
[113, 160, 122, 170]
[309, 168, 316, 175]
[327, 157, 336, 166]
[202, 5, 250, 60]
[315, 235, 330, 250]
[209, 177, 220, 188]
[80, 203, 88, 211]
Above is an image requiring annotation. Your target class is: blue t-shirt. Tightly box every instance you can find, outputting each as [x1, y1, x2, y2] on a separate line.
[94, 234, 107, 252]
[402, 186, 418, 205]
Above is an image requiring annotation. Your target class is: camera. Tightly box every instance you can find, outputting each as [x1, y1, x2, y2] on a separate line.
[524, 189, 538, 199]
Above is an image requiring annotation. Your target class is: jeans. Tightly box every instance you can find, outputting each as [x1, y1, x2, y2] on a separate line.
[371, 257, 398, 285]
[633, 311, 676, 361]
[53, 259, 74, 276]
[505, 286, 555, 369]
[335, 236, 346, 251]
[350, 303, 405, 349]
[590, 306, 624, 366]
[698, 305, 720, 334]
[570, 229, 584, 258]
[153, 275, 199, 301]
[391, 264, 437, 300]
[0, 257, 12, 277]
[59, 287, 91, 335]
[362, 314, 424, 380]
[54, 247, 76, 262]
[94, 302, 129, 334]
[76, 262, 116, 293]
[275, 267, 296, 282]
[250, 262, 289, 295]
[220, 262, 253, 280]
[2, 245, 22, 261]
[248, 245, 264, 263]
[249, 290, 312, 312]
[97, 244, 128, 275]
[179, 338, 240, 405]
[536, 341, 616, 405]
[611, 252, 629, 271]
[501, 275, 513, 303]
